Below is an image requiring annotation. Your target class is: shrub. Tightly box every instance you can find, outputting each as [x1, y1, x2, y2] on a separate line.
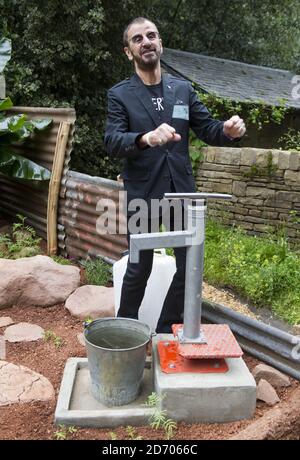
[80, 257, 111, 286]
[204, 219, 300, 325]
[0, 1, 139, 179]
[0, 214, 41, 259]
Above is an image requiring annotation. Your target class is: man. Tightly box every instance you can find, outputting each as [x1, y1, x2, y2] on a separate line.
[104, 17, 246, 332]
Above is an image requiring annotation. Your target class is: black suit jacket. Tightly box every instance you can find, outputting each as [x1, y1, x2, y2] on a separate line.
[104, 73, 230, 210]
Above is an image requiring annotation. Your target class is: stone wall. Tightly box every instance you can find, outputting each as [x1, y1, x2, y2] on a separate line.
[196, 147, 300, 242]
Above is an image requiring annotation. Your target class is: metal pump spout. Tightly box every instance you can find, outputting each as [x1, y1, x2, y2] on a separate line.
[129, 193, 232, 344]
[129, 230, 192, 263]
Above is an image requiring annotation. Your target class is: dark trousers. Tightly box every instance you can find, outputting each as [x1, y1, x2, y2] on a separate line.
[117, 205, 186, 333]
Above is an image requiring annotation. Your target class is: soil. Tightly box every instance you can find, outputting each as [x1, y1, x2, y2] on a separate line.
[0, 216, 299, 440]
[0, 302, 299, 441]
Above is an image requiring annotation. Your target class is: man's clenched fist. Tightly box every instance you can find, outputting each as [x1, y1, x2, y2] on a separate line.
[140, 123, 181, 148]
[223, 115, 246, 139]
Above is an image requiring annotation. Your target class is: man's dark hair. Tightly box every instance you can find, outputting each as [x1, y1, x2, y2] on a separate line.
[123, 17, 157, 47]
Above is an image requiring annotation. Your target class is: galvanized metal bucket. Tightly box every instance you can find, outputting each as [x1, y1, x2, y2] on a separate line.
[84, 317, 151, 406]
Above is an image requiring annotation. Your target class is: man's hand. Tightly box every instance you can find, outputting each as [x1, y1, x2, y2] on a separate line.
[139, 123, 181, 148]
[223, 115, 246, 139]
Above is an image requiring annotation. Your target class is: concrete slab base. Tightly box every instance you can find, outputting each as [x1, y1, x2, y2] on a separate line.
[153, 334, 257, 424]
[55, 335, 257, 428]
[54, 358, 155, 428]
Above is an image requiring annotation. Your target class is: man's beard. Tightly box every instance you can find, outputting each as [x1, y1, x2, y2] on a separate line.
[133, 48, 161, 71]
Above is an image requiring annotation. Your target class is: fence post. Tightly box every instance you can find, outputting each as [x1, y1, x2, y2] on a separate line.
[47, 121, 71, 255]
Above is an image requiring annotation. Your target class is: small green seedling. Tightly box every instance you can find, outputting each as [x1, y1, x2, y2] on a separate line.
[51, 255, 72, 265]
[145, 392, 177, 440]
[53, 425, 77, 440]
[125, 425, 143, 441]
[109, 431, 118, 440]
[84, 316, 93, 325]
[43, 330, 63, 348]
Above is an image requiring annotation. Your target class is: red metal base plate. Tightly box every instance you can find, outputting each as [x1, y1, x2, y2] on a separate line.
[157, 341, 229, 374]
[172, 324, 243, 359]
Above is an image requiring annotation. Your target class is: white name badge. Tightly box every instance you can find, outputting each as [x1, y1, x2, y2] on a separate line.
[172, 104, 189, 120]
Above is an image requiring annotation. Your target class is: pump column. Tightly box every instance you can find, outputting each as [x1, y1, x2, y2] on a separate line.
[180, 199, 207, 343]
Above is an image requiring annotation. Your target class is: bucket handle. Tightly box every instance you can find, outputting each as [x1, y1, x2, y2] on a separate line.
[84, 322, 157, 338]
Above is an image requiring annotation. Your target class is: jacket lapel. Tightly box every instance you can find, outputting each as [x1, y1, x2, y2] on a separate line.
[130, 73, 176, 127]
[130, 73, 160, 126]
[162, 74, 175, 125]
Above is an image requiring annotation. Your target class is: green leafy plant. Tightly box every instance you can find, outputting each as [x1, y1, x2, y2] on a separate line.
[243, 151, 277, 179]
[0, 96, 52, 180]
[43, 330, 63, 348]
[0, 233, 11, 258]
[53, 425, 77, 440]
[0, 37, 52, 181]
[289, 210, 300, 225]
[0, 214, 41, 259]
[80, 257, 112, 286]
[12, 213, 39, 243]
[266, 151, 278, 176]
[189, 130, 206, 176]
[109, 431, 118, 440]
[50, 255, 72, 265]
[204, 219, 300, 325]
[109, 426, 143, 440]
[145, 392, 177, 440]
[125, 426, 143, 441]
[2, 2, 300, 181]
[84, 316, 93, 325]
[198, 91, 288, 131]
[278, 128, 300, 151]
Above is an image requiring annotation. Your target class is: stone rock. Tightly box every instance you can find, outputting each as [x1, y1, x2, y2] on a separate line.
[246, 187, 275, 199]
[77, 332, 85, 347]
[0, 360, 54, 406]
[257, 379, 280, 406]
[0, 255, 80, 309]
[276, 191, 300, 203]
[292, 325, 300, 335]
[278, 151, 290, 170]
[4, 322, 44, 342]
[204, 149, 216, 163]
[256, 151, 269, 168]
[240, 148, 257, 166]
[214, 148, 241, 165]
[230, 385, 300, 440]
[289, 152, 300, 170]
[252, 364, 290, 388]
[284, 170, 300, 183]
[0, 317, 14, 328]
[232, 181, 247, 197]
[65, 285, 115, 320]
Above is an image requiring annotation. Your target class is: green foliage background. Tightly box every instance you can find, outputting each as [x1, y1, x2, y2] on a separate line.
[1, 0, 300, 180]
[0, 0, 138, 179]
[205, 219, 300, 325]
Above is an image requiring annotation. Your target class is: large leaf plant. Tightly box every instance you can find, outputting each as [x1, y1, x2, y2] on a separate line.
[0, 37, 52, 181]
